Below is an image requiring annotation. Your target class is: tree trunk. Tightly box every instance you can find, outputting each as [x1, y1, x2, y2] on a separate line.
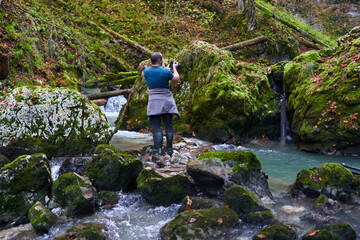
[221, 36, 268, 51]
[247, 0, 256, 31]
[237, 0, 245, 13]
[0, 53, 9, 80]
[85, 89, 131, 100]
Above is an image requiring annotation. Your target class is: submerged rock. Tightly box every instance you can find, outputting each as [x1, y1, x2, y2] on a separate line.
[85, 144, 142, 191]
[136, 169, 195, 206]
[54, 222, 109, 240]
[0, 87, 111, 160]
[95, 190, 120, 207]
[187, 151, 272, 198]
[28, 201, 58, 234]
[160, 207, 238, 240]
[120, 41, 280, 143]
[253, 224, 298, 240]
[301, 222, 356, 240]
[290, 162, 358, 202]
[0, 153, 52, 225]
[0, 153, 10, 169]
[52, 172, 96, 216]
[284, 27, 360, 154]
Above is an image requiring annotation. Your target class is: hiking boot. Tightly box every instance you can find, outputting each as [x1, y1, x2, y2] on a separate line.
[165, 132, 174, 156]
[152, 131, 163, 155]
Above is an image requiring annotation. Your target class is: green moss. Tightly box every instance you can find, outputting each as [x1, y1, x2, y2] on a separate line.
[0, 154, 10, 169]
[301, 229, 334, 240]
[85, 144, 142, 191]
[178, 196, 223, 213]
[244, 209, 274, 225]
[28, 202, 58, 233]
[136, 169, 194, 206]
[223, 185, 266, 216]
[54, 222, 109, 240]
[326, 222, 357, 240]
[95, 190, 120, 206]
[160, 207, 238, 240]
[291, 163, 357, 201]
[198, 150, 261, 172]
[52, 172, 96, 216]
[253, 224, 298, 240]
[314, 194, 328, 209]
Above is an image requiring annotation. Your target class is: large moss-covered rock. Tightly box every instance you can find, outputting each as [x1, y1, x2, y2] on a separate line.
[0, 153, 52, 225]
[187, 151, 272, 198]
[52, 172, 96, 216]
[0, 86, 111, 160]
[0, 153, 10, 169]
[119, 41, 280, 143]
[253, 224, 298, 240]
[284, 27, 360, 154]
[302, 222, 356, 240]
[290, 162, 358, 202]
[85, 144, 142, 191]
[136, 169, 195, 206]
[160, 207, 239, 240]
[223, 185, 272, 224]
[28, 201, 58, 234]
[54, 222, 109, 240]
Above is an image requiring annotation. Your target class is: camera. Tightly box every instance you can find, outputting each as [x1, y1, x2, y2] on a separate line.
[169, 61, 181, 71]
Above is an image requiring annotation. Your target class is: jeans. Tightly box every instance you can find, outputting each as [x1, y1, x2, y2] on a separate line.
[149, 114, 174, 133]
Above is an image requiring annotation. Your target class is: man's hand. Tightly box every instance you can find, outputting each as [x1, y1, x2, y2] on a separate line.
[171, 62, 180, 84]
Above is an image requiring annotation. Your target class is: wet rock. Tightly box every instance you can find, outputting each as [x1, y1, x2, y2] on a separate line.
[284, 26, 360, 154]
[120, 40, 280, 143]
[136, 169, 195, 206]
[85, 144, 142, 191]
[28, 201, 58, 234]
[290, 163, 358, 202]
[301, 222, 356, 240]
[52, 172, 96, 216]
[0, 153, 10, 169]
[223, 185, 273, 224]
[253, 224, 298, 240]
[54, 222, 109, 240]
[0, 87, 110, 160]
[58, 157, 91, 176]
[95, 190, 120, 207]
[0, 153, 52, 225]
[178, 196, 224, 213]
[313, 195, 342, 213]
[187, 151, 272, 198]
[160, 207, 238, 240]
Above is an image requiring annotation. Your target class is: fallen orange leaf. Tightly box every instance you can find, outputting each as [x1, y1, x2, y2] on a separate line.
[257, 234, 266, 239]
[218, 218, 223, 225]
[306, 230, 320, 236]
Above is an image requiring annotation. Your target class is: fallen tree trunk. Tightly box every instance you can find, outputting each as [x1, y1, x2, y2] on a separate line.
[221, 36, 268, 51]
[86, 89, 131, 100]
[89, 21, 152, 57]
[300, 37, 320, 50]
[255, 3, 329, 48]
[91, 99, 107, 106]
[0, 53, 9, 80]
[98, 75, 138, 88]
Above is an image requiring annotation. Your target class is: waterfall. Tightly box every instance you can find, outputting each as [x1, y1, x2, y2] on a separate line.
[280, 97, 287, 144]
[100, 95, 127, 126]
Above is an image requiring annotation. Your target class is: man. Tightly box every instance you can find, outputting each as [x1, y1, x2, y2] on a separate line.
[144, 52, 180, 155]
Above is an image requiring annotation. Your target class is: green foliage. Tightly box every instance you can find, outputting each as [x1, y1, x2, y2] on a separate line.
[253, 224, 298, 240]
[54, 222, 109, 240]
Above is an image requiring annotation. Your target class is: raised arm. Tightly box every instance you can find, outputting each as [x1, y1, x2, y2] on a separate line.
[171, 62, 180, 84]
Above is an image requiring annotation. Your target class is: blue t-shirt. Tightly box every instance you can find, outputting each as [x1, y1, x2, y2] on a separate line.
[144, 66, 174, 89]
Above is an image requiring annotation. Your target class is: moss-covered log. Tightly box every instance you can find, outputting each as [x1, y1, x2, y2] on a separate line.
[85, 89, 131, 100]
[221, 36, 268, 51]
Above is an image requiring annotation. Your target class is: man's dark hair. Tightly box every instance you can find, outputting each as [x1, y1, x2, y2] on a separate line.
[151, 52, 162, 64]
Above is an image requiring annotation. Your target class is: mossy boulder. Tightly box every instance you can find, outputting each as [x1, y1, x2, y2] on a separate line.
[302, 222, 356, 240]
[284, 27, 360, 154]
[0, 153, 10, 169]
[28, 201, 58, 234]
[290, 162, 358, 202]
[85, 144, 142, 191]
[223, 185, 272, 224]
[178, 196, 224, 213]
[95, 190, 120, 207]
[187, 151, 272, 198]
[120, 41, 280, 143]
[136, 169, 195, 206]
[54, 222, 109, 240]
[52, 172, 96, 216]
[58, 157, 91, 176]
[0, 153, 52, 225]
[0, 87, 111, 160]
[160, 207, 239, 240]
[253, 224, 298, 240]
